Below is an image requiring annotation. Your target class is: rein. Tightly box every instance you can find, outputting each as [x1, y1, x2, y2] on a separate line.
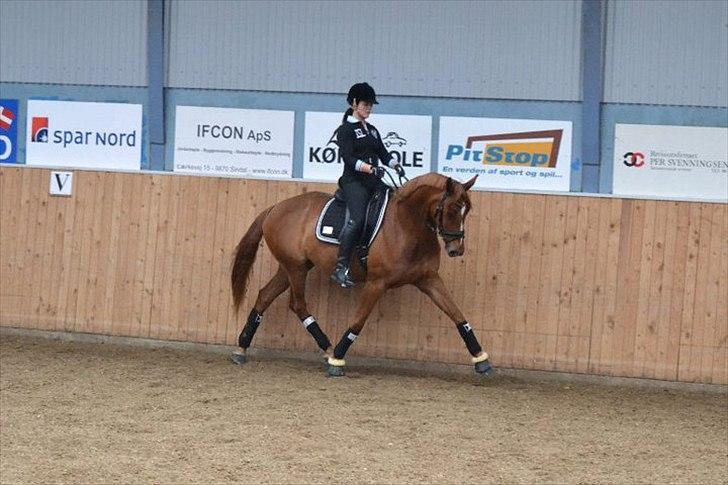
[384, 168, 409, 189]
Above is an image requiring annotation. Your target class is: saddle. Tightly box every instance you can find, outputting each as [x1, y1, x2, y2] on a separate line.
[315, 186, 391, 267]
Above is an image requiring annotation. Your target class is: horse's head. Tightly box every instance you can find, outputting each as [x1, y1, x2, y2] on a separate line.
[437, 175, 477, 257]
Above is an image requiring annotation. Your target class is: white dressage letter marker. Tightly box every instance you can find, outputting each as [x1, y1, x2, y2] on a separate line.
[50, 171, 73, 197]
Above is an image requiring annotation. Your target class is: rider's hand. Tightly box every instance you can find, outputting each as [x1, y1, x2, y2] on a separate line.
[370, 166, 385, 178]
[392, 163, 406, 177]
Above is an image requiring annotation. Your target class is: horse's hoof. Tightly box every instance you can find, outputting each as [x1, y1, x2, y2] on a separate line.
[327, 364, 345, 377]
[474, 359, 493, 376]
[230, 351, 247, 366]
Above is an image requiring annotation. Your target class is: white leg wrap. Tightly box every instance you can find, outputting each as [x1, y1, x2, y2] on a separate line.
[327, 357, 346, 367]
[472, 352, 489, 364]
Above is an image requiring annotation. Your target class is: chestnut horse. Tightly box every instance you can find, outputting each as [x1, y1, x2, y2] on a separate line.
[230, 172, 492, 377]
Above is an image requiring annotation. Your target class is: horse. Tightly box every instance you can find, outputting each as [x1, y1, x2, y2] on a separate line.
[230, 172, 493, 377]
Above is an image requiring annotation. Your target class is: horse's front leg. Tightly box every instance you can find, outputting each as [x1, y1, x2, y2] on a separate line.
[327, 279, 385, 377]
[416, 275, 493, 375]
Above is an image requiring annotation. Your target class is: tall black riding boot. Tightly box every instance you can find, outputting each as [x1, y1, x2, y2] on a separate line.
[331, 219, 359, 288]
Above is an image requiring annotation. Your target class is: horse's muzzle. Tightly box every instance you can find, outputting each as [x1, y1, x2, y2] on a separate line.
[446, 243, 464, 257]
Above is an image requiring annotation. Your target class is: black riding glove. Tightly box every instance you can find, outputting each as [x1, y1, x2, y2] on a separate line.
[371, 166, 385, 178]
[392, 163, 406, 177]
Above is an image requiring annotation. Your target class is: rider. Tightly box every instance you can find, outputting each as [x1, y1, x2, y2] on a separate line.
[331, 82, 405, 288]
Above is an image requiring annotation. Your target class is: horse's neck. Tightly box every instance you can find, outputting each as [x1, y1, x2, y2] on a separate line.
[394, 184, 441, 227]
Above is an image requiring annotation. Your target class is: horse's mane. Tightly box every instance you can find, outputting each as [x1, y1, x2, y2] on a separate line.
[395, 173, 448, 201]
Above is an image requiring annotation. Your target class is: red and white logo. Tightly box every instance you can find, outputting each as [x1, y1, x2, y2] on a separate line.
[31, 117, 49, 143]
[0, 106, 15, 131]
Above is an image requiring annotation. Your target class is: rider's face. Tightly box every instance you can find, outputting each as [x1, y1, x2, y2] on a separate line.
[352, 100, 373, 120]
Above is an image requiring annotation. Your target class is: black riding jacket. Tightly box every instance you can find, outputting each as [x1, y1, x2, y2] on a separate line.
[337, 116, 394, 186]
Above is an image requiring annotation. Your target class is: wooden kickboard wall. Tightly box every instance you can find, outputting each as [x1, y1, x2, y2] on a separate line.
[1, 167, 726, 384]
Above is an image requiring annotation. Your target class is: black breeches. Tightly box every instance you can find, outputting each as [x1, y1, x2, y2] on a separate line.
[340, 180, 373, 231]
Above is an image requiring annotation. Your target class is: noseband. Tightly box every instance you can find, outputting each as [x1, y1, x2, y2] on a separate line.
[432, 190, 466, 243]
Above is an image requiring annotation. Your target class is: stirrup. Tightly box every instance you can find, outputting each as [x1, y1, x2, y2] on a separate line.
[331, 265, 355, 288]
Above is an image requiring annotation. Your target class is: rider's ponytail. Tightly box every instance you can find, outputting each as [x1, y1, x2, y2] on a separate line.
[341, 107, 353, 124]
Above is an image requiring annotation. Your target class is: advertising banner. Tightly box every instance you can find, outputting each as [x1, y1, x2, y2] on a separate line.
[174, 106, 294, 179]
[303, 112, 432, 182]
[0, 99, 19, 163]
[613, 124, 728, 201]
[26, 100, 142, 170]
[438, 117, 572, 191]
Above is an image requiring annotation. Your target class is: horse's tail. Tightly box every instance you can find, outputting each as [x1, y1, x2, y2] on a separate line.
[231, 206, 274, 314]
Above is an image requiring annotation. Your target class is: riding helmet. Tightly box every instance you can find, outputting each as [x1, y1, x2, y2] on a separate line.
[347, 82, 378, 105]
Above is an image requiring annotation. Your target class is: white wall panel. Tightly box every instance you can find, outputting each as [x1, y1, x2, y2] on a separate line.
[167, 0, 582, 101]
[0, 0, 147, 86]
[604, 0, 728, 107]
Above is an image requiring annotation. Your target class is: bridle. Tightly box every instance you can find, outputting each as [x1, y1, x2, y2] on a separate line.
[388, 172, 466, 243]
[431, 183, 466, 243]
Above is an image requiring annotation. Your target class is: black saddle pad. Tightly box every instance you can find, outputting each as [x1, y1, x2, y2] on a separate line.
[315, 187, 391, 248]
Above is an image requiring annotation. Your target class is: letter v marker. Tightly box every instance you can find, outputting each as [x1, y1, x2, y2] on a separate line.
[49, 171, 73, 197]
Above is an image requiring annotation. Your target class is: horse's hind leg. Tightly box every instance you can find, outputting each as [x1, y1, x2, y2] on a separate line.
[286, 264, 333, 358]
[254, 265, 290, 313]
[232, 266, 289, 365]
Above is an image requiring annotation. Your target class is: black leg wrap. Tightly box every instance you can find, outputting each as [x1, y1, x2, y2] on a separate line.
[457, 321, 482, 357]
[238, 309, 263, 348]
[301, 316, 331, 351]
[333, 328, 359, 360]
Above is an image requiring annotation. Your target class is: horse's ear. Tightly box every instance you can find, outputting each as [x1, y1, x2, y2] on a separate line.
[445, 177, 454, 195]
[462, 175, 478, 191]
